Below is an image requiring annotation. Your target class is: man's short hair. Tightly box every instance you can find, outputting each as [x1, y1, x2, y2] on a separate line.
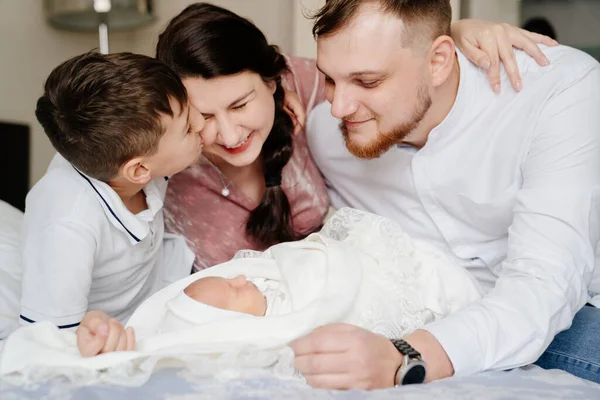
[35, 51, 188, 181]
[312, 0, 452, 48]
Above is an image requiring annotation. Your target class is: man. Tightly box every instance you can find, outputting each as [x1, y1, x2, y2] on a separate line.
[294, 0, 600, 390]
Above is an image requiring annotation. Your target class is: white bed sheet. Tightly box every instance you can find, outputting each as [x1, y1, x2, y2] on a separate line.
[1, 365, 598, 400]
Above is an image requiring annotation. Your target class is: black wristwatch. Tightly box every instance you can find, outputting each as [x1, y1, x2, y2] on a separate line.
[390, 339, 426, 386]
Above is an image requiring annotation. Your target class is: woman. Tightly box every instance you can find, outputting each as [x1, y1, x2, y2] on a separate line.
[157, 3, 556, 270]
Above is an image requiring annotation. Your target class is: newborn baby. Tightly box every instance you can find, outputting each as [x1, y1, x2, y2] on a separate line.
[160, 274, 291, 333]
[77, 274, 290, 354]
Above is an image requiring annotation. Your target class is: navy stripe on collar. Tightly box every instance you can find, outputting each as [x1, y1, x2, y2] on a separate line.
[20, 314, 81, 330]
[73, 167, 141, 243]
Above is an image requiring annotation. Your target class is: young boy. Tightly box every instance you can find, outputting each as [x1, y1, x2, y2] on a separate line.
[15, 51, 205, 346]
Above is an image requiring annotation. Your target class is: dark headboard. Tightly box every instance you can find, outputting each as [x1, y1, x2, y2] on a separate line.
[0, 121, 30, 211]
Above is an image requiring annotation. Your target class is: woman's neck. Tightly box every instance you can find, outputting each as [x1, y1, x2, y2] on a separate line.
[211, 154, 266, 203]
[216, 156, 263, 182]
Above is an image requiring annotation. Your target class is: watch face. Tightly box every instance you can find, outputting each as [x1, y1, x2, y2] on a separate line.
[402, 364, 426, 385]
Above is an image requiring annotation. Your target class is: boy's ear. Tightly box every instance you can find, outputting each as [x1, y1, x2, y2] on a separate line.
[121, 157, 152, 185]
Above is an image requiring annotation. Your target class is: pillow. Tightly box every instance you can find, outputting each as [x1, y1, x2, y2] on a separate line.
[0, 200, 23, 339]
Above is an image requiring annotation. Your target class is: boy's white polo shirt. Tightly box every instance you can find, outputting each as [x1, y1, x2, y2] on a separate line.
[19, 154, 194, 330]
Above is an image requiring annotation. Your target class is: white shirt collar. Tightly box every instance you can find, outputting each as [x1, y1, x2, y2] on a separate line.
[426, 49, 470, 144]
[73, 167, 167, 245]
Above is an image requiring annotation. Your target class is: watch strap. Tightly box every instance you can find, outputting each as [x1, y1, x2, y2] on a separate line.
[390, 338, 422, 359]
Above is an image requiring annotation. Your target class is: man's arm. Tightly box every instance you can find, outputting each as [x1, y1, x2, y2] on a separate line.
[20, 222, 96, 330]
[422, 65, 600, 377]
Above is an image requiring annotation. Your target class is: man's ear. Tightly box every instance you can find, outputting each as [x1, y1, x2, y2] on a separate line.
[429, 35, 456, 88]
[121, 157, 152, 186]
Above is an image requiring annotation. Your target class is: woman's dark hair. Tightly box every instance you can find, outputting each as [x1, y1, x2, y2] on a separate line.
[156, 2, 295, 247]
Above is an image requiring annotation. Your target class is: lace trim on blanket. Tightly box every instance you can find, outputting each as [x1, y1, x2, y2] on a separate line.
[321, 208, 427, 338]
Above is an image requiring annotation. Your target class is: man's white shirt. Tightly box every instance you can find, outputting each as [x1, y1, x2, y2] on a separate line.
[306, 46, 600, 375]
[19, 154, 194, 330]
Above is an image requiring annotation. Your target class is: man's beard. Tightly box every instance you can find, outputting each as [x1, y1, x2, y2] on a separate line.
[340, 84, 432, 159]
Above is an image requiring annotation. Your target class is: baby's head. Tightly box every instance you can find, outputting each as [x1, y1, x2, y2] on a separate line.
[184, 275, 266, 316]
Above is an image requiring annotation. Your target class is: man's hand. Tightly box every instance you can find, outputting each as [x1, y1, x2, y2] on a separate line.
[76, 310, 135, 357]
[291, 323, 403, 390]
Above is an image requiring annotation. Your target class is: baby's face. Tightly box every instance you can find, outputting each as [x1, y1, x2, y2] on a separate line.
[184, 275, 266, 316]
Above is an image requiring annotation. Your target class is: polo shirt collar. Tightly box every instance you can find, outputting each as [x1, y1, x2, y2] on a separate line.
[73, 168, 166, 245]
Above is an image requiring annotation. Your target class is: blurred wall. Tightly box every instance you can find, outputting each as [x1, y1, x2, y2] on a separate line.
[462, 0, 521, 25]
[522, 0, 600, 49]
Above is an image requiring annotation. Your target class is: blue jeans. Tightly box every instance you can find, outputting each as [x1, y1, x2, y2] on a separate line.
[535, 305, 600, 384]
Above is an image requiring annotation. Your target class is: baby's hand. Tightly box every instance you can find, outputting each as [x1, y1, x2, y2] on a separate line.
[76, 310, 135, 357]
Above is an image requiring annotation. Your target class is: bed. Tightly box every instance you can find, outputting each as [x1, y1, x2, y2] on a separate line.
[1, 201, 599, 398]
[1, 365, 599, 399]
